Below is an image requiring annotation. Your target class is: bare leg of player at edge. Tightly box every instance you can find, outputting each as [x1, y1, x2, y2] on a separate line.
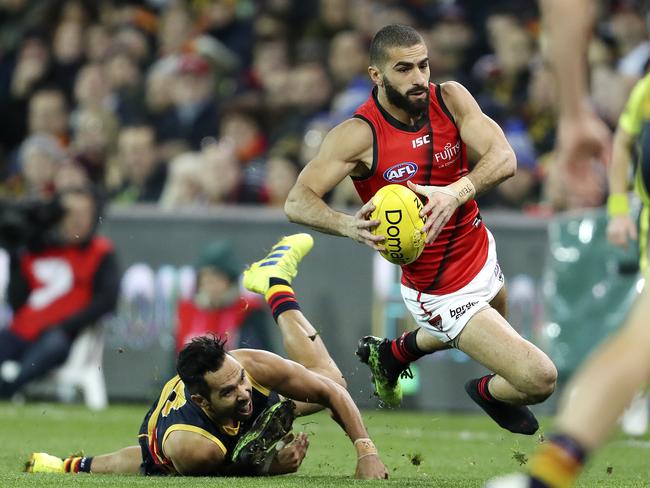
[242, 233, 348, 417]
[357, 277, 557, 436]
[25, 445, 144, 475]
[485, 285, 650, 488]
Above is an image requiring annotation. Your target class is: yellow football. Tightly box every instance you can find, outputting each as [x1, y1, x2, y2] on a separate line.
[370, 184, 426, 265]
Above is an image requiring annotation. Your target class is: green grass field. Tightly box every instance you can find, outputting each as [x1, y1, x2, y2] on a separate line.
[1, 402, 650, 487]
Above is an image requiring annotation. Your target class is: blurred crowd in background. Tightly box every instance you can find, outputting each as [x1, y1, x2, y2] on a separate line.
[0, 0, 647, 213]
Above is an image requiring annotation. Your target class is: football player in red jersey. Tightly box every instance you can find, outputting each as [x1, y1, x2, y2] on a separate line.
[285, 24, 556, 434]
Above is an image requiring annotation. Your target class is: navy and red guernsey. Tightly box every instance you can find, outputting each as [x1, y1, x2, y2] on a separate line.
[352, 83, 489, 295]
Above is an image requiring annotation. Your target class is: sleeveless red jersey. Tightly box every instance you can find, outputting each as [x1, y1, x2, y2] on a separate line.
[352, 84, 488, 294]
[10, 236, 114, 341]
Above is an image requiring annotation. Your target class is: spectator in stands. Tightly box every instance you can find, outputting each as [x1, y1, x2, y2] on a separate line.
[250, 40, 291, 113]
[51, 19, 85, 100]
[0, 186, 119, 399]
[111, 124, 167, 204]
[427, 17, 475, 87]
[72, 63, 113, 116]
[201, 140, 260, 205]
[144, 58, 178, 124]
[220, 111, 267, 165]
[84, 24, 111, 63]
[19, 134, 67, 198]
[0, 0, 648, 212]
[157, 4, 193, 58]
[9, 36, 51, 101]
[0, 36, 52, 152]
[271, 62, 332, 144]
[157, 54, 220, 156]
[159, 152, 203, 208]
[305, 0, 353, 40]
[175, 240, 270, 353]
[327, 30, 373, 120]
[28, 88, 69, 146]
[263, 156, 300, 208]
[472, 17, 533, 122]
[70, 108, 118, 185]
[104, 49, 145, 125]
[53, 161, 90, 193]
[112, 25, 151, 66]
[611, 9, 650, 80]
[195, 0, 254, 66]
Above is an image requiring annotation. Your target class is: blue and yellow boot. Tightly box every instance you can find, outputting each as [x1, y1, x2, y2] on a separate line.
[243, 234, 314, 294]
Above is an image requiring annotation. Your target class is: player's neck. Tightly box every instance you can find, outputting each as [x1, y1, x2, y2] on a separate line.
[376, 88, 423, 126]
[201, 406, 228, 426]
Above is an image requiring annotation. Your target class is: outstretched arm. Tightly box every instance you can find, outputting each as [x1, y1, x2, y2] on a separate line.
[606, 76, 648, 248]
[164, 428, 307, 477]
[242, 350, 389, 479]
[285, 118, 385, 250]
[607, 125, 638, 247]
[539, 0, 611, 168]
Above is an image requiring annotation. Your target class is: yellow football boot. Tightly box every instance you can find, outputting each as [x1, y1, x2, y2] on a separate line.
[25, 452, 64, 473]
[243, 234, 314, 294]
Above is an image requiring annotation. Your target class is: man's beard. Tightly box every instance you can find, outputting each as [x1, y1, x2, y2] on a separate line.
[383, 76, 428, 118]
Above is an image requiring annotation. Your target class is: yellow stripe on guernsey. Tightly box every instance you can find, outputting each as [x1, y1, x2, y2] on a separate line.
[246, 371, 271, 397]
[162, 424, 227, 456]
[146, 376, 184, 464]
[145, 372, 272, 462]
[264, 284, 293, 302]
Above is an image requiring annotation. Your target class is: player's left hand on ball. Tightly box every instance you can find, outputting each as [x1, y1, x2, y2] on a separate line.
[349, 200, 385, 251]
[354, 454, 389, 480]
[407, 181, 458, 244]
[269, 432, 309, 474]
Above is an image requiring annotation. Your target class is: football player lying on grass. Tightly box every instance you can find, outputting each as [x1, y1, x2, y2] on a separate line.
[26, 234, 388, 479]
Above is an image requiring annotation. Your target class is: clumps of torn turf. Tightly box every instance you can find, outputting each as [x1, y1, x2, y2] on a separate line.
[511, 450, 528, 466]
[401, 452, 423, 467]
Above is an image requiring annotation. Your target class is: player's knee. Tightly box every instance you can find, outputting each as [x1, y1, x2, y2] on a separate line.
[527, 361, 557, 402]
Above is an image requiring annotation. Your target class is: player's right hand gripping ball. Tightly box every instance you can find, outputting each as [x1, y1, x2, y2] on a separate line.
[370, 184, 426, 265]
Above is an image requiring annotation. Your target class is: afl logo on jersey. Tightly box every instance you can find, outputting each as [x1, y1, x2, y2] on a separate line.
[383, 162, 418, 182]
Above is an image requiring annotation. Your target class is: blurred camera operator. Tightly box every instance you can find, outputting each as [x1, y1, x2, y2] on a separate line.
[0, 186, 119, 399]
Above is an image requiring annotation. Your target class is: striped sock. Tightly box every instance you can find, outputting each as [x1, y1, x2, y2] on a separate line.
[390, 329, 426, 365]
[529, 434, 586, 488]
[265, 278, 300, 321]
[475, 374, 497, 403]
[63, 456, 92, 473]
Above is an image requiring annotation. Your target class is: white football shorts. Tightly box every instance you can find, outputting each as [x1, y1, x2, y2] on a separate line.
[400, 229, 504, 346]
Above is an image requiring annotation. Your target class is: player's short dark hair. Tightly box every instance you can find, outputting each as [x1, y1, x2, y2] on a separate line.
[177, 335, 228, 399]
[369, 24, 425, 68]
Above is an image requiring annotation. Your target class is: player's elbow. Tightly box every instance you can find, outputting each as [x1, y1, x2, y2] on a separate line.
[500, 147, 517, 181]
[284, 186, 301, 223]
[284, 202, 298, 224]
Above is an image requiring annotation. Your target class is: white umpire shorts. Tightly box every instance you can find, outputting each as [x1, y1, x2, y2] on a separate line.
[400, 229, 504, 346]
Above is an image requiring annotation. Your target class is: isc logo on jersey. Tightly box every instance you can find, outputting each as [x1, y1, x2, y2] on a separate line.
[370, 184, 426, 265]
[383, 162, 418, 182]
